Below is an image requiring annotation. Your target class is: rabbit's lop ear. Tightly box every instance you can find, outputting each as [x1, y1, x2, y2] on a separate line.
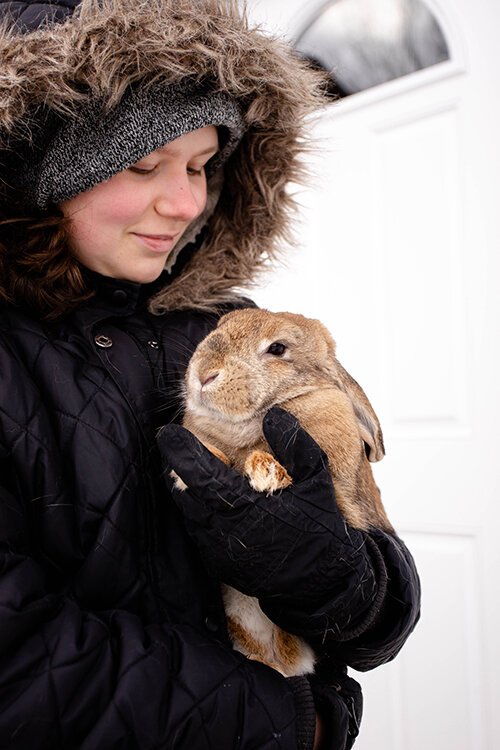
[277, 313, 337, 367]
[304, 319, 385, 460]
[335, 361, 385, 463]
[308, 319, 337, 362]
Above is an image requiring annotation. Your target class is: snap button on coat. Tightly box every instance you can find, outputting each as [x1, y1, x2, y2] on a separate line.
[147, 340, 159, 349]
[204, 615, 219, 632]
[112, 289, 128, 306]
[95, 334, 113, 348]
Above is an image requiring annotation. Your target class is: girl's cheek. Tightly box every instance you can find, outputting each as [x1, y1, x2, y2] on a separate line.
[61, 166, 147, 212]
[99, 195, 143, 223]
[87, 175, 149, 222]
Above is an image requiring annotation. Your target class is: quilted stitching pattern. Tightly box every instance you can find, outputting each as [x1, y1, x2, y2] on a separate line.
[0, 305, 304, 748]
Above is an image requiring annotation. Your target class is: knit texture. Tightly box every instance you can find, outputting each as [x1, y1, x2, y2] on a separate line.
[18, 79, 245, 209]
[287, 677, 317, 750]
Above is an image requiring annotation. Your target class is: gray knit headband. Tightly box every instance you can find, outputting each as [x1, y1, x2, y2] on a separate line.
[20, 79, 246, 210]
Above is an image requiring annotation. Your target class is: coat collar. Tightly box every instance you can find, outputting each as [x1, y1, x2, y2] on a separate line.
[74, 269, 171, 326]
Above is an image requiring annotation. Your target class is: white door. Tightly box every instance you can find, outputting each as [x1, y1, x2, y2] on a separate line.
[246, 1, 500, 748]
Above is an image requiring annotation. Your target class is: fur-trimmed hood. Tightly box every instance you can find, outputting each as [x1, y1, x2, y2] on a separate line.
[0, 0, 326, 312]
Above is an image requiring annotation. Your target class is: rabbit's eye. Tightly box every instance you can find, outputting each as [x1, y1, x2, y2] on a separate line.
[266, 342, 287, 356]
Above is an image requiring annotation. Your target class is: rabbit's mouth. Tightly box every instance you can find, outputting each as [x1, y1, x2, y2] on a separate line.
[185, 365, 265, 421]
[186, 395, 266, 424]
[183, 396, 266, 449]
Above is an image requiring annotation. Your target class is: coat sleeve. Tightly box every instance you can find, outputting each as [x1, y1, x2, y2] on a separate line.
[260, 528, 420, 673]
[328, 528, 421, 671]
[0, 473, 310, 749]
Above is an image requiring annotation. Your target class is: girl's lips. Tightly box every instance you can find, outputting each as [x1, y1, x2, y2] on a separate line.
[132, 233, 176, 253]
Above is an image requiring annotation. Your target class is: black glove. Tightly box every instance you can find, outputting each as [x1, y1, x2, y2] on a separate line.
[158, 407, 386, 638]
[308, 663, 363, 750]
[286, 664, 363, 750]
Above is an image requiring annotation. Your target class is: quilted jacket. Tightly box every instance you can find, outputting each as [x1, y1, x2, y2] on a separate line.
[0, 1, 420, 748]
[0, 274, 420, 749]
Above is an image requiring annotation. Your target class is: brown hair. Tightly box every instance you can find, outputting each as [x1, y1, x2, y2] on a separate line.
[0, 209, 94, 320]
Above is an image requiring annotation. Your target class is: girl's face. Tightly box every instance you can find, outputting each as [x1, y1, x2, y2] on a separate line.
[59, 126, 219, 284]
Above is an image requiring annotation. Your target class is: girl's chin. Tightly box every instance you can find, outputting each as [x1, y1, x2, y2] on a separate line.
[133, 271, 165, 284]
[119, 265, 167, 285]
[80, 258, 168, 285]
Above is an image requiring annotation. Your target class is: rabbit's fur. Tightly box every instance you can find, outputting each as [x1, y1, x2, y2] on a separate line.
[179, 308, 393, 676]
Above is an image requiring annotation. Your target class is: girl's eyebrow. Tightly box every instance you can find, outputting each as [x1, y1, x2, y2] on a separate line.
[156, 144, 219, 157]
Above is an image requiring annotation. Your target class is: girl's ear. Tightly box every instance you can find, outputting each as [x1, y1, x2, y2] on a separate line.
[334, 360, 385, 462]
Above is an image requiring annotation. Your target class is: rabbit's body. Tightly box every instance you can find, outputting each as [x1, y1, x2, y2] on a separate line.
[179, 308, 393, 676]
[183, 385, 388, 531]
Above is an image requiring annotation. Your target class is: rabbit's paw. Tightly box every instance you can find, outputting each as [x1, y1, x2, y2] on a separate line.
[169, 469, 187, 492]
[244, 450, 292, 494]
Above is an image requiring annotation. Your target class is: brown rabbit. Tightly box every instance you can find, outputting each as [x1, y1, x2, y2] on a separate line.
[177, 308, 394, 676]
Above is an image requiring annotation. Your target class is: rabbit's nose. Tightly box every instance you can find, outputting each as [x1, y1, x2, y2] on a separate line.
[201, 371, 219, 387]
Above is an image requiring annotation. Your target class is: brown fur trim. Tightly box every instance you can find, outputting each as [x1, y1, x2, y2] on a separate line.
[0, 0, 328, 315]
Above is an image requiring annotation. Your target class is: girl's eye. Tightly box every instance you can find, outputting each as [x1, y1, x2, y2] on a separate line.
[187, 165, 205, 176]
[128, 165, 156, 175]
[266, 342, 287, 356]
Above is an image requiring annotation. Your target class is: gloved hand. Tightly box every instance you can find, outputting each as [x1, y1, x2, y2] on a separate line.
[307, 663, 363, 750]
[157, 407, 385, 638]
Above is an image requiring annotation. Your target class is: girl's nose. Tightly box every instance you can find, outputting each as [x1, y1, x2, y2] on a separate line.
[154, 175, 204, 222]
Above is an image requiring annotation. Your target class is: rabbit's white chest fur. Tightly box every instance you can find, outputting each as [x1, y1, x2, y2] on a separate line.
[222, 585, 316, 677]
[183, 406, 264, 457]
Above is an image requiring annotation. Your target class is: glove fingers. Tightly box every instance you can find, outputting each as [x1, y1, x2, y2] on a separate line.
[263, 407, 329, 481]
[157, 424, 250, 506]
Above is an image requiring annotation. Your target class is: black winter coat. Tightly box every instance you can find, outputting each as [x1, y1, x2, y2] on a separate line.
[0, 272, 420, 749]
